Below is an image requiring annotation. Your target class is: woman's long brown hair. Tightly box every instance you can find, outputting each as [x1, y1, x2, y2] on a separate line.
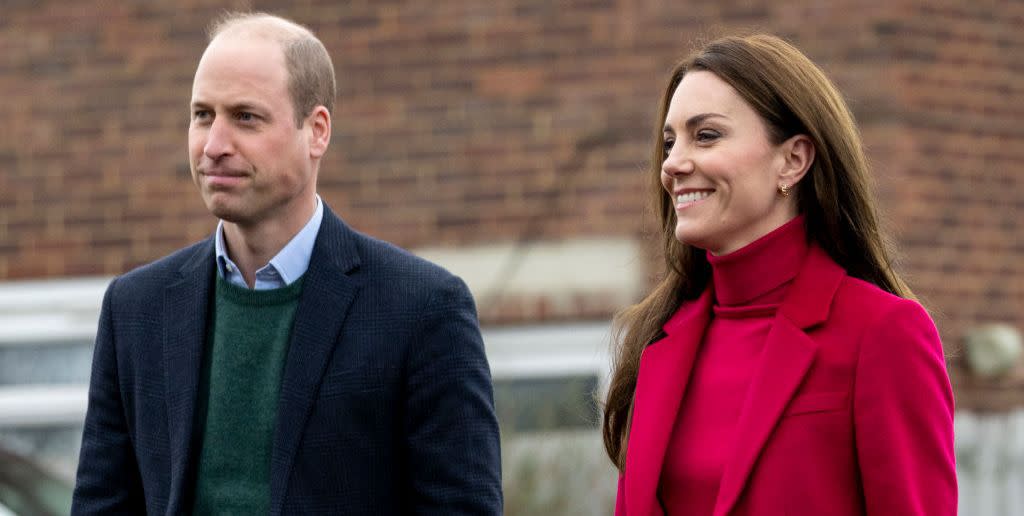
[602, 34, 915, 471]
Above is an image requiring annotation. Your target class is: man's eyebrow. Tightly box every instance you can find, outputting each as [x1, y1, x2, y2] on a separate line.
[189, 100, 267, 112]
[663, 112, 730, 133]
[227, 102, 266, 113]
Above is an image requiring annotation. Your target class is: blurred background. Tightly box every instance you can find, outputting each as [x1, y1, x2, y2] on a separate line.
[1, 0, 1022, 514]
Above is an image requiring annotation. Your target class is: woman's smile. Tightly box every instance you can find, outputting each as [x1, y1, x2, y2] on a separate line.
[675, 189, 714, 209]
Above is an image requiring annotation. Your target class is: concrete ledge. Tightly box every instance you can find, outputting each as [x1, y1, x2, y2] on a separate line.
[415, 237, 642, 323]
[415, 237, 642, 302]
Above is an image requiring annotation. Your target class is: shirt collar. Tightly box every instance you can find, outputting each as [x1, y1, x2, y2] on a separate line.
[215, 195, 324, 288]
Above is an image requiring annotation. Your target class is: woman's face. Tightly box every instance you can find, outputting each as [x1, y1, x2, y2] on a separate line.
[660, 71, 801, 255]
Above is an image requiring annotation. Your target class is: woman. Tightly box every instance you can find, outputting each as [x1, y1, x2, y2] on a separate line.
[603, 34, 956, 515]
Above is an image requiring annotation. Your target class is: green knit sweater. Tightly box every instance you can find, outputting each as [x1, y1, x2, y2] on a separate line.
[191, 274, 305, 515]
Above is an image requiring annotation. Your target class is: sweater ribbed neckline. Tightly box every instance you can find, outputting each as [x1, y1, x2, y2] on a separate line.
[215, 273, 305, 306]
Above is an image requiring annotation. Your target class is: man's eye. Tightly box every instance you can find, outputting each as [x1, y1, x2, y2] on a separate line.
[193, 110, 210, 120]
[236, 112, 255, 122]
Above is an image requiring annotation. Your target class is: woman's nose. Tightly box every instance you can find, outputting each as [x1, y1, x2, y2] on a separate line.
[662, 145, 693, 177]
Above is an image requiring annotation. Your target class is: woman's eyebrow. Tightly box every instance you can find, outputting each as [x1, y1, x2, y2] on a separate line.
[664, 112, 729, 133]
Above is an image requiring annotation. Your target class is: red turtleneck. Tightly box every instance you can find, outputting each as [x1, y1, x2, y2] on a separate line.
[657, 215, 809, 514]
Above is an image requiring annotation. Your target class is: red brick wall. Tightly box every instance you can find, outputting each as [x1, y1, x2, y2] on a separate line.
[2, 1, 1022, 403]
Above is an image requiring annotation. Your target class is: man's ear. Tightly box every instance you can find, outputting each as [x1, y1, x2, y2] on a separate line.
[778, 133, 815, 187]
[307, 106, 331, 159]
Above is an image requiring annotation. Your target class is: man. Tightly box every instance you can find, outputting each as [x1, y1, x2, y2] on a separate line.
[72, 12, 502, 515]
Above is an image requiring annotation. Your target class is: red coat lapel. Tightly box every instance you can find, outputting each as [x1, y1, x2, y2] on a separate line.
[712, 245, 846, 516]
[626, 287, 714, 516]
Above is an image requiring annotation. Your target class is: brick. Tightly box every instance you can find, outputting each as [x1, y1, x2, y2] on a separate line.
[1, 0, 1023, 405]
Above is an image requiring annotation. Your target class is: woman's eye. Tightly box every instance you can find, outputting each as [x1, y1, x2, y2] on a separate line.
[695, 129, 720, 142]
[663, 138, 675, 157]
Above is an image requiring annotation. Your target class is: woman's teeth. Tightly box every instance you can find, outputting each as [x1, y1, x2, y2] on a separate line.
[677, 191, 711, 204]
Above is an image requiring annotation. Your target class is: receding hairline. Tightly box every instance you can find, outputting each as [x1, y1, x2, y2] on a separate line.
[207, 12, 315, 45]
[202, 12, 337, 124]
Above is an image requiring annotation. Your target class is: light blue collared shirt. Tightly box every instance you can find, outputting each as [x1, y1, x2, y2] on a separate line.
[214, 196, 324, 290]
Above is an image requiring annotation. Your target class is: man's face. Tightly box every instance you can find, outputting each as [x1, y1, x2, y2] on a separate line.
[188, 35, 316, 228]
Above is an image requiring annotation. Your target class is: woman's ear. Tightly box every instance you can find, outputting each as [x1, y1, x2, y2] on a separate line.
[307, 106, 331, 159]
[778, 134, 815, 187]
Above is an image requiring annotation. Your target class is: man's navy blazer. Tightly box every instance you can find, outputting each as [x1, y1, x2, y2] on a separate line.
[72, 205, 503, 515]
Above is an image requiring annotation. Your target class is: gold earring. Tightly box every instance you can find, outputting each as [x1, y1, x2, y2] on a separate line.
[778, 183, 790, 197]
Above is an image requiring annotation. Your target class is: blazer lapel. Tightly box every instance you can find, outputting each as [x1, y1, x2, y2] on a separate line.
[269, 207, 362, 516]
[626, 287, 713, 516]
[713, 245, 845, 516]
[163, 239, 216, 515]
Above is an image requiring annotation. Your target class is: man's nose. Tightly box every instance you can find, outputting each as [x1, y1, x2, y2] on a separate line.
[203, 117, 235, 159]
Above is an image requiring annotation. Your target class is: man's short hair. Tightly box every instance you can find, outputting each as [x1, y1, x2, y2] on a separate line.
[208, 12, 336, 127]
